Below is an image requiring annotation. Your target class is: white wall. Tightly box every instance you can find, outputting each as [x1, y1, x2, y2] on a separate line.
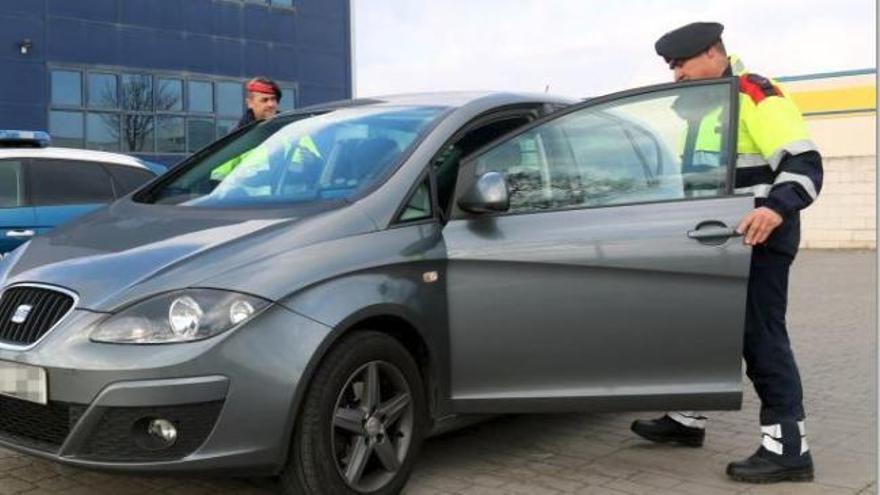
[800, 114, 876, 249]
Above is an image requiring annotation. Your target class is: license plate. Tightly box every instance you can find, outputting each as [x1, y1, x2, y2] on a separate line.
[0, 360, 47, 404]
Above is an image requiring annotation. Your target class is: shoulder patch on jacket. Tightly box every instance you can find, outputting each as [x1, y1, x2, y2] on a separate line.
[739, 73, 783, 104]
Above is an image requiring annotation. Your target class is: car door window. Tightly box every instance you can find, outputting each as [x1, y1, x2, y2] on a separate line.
[104, 164, 156, 196]
[29, 159, 116, 205]
[397, 179, 433, 223]
[0, 160, 25, 208]
[466, 83, 732, 214]
[433, 114, 534, 215]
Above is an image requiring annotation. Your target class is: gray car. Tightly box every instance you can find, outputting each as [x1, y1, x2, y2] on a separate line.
[0, 79, 753, 494]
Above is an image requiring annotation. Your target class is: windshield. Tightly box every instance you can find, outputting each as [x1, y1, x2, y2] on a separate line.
[140, 105, 447, 207]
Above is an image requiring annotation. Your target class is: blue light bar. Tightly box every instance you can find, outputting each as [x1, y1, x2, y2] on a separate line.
[0, 130, 51, 147]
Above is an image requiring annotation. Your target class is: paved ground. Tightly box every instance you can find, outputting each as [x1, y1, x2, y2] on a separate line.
[0, 251, 875, 494]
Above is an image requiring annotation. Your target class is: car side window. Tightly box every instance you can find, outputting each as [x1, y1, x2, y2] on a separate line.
[397, 179, 433, 223]
[104, 164, 155, 196]
[29, 159, 116, 205]
[0, 160, 25, 208]
[468, 83, 732, 214]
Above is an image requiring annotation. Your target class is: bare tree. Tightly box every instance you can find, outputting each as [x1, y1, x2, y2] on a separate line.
[99, 76, 181, 151]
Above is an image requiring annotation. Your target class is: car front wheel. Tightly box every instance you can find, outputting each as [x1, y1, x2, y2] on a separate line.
[281, 330, 427, 494]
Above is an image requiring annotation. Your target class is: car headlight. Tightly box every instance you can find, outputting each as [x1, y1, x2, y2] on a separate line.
[90, 289, 271, 344]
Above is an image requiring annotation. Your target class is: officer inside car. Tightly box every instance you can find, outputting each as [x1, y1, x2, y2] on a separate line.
[629, 21, 823, 484]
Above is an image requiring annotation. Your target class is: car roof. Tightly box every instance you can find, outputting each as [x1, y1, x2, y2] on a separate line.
[289, 91, 576, 114]
[0, 147, 154, 171]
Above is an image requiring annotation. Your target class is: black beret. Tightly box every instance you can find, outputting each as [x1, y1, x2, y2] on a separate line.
[655, 22, 724, 61]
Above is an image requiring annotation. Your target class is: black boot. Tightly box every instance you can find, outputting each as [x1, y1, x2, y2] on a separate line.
[630, 414, 705, 447]
[726, 447, 814, 483]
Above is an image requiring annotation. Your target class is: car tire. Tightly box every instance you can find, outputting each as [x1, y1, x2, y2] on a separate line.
[281, 330, 427, 495]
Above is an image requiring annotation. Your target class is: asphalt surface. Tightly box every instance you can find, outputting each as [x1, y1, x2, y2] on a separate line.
[0, 250, 875, 495]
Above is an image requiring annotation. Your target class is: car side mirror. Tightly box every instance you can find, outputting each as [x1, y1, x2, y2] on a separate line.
[457, 171, 509, 214]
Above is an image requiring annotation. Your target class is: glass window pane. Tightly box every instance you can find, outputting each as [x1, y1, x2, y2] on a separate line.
[278, 86, 296, 112]
[122, 74, 153, 111]
[217, 119, 238, 138]
[399, 180, 432, 222]
[122, 115, 155, 152]
[86, 113, 120, 151]
[188, 81, 213, 113]
[0, 160, 25, 208]
[157, 78, 184, 112]
[49, 111, 84, 148]
[143, 106, 445, 207]
[473, 83, 732, 213]
[51, 70, 82, 106]
[87, 73, 118, 109]
[188, 118, 215, 152]
[29, 159, 115, 205]
[216, 82, 242, 117]
[105, 165, 156, 195]
[273, 0, 293, 7]
[156, 116, 185, 153]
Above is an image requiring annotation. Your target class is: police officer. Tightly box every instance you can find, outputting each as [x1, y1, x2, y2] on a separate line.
[237, 77, 282, 129]
[629, 22, 823, 483]
[211, 77, 320, 183]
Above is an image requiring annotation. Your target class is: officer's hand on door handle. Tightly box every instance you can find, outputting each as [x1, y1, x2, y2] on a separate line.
[736, 207, 783, 246]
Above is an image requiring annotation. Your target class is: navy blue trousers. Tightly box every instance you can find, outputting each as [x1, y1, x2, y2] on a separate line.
[743, 246, 806, 427]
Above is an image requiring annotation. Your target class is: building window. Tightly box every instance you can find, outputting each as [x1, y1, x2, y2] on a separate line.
[87, 73, 118, 109]
[156, 116, 185, 153]
[86, 113, 120, 152]
[188, 81, 214, 113]
[279, 86, 297, 112]
[122, 74, 154, 111]
[157, 78, 184, 112]
[216, 82, 243, 118]
[49, 111, 84, 148]
[49, 68, 297, 155]
[51, 70, 82, 107]
[122, 115, 155, 153]
[187, 118, 215, 152]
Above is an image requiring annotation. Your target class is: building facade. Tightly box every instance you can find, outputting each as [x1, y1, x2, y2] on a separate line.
[0, 0, 352, 165]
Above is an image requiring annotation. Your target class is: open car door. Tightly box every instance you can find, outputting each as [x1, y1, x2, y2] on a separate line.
[442, 78, 752, 414]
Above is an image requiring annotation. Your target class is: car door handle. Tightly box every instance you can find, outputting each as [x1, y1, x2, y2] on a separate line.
[687, 226, 742, 240]
[6, 230, 35, 238]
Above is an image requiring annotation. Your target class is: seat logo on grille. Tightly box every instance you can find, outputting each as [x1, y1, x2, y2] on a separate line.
[11, 304, 33, 324]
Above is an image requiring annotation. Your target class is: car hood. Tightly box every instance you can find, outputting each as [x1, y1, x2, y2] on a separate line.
[0, 199, 375, 311]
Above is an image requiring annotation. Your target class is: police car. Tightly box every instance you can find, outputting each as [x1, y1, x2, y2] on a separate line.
[0, 130, 164, 256]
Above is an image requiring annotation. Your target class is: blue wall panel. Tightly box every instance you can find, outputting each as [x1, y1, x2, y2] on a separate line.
[213, 38, 245, 77]
[213, 2, 244, 39]
[182, 0, 216, 36]
[84, 23, 122, 67]
[48, 0, 118, 23]
[0, 15, 46, 62]
[45, 17, 88, 62]
[2, 0, 47, 19]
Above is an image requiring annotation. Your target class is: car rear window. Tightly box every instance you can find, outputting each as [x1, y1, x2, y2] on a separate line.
[29, 159, 116, 205]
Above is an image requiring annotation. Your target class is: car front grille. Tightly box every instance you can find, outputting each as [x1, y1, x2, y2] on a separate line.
[0, 286, 75, 346]
[0, 395, 85, 453]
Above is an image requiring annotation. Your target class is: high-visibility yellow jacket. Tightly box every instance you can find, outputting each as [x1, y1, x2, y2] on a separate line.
[210, 134, 321, 182]
[688, 56, 823, 255]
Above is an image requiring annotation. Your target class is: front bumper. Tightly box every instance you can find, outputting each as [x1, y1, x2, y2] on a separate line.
[0, 303, 333, 474]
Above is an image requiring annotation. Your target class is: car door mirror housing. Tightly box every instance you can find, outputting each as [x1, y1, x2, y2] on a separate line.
[457, 171, 509, 214]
